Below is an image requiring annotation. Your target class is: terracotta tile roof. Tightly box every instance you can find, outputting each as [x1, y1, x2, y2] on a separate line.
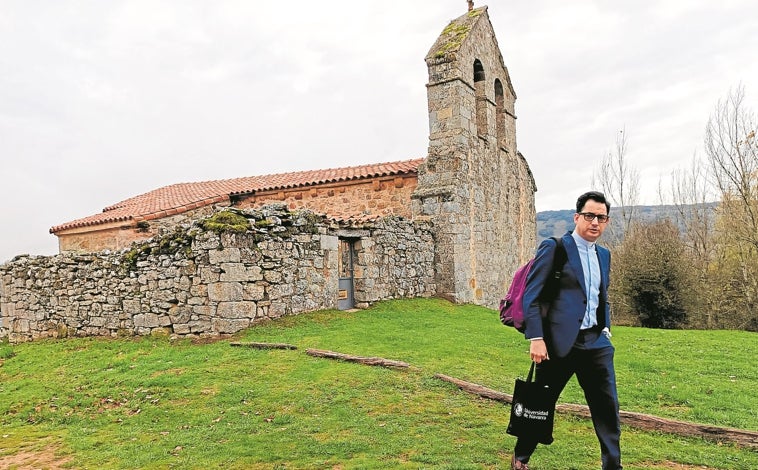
[50, 158, 424, 234]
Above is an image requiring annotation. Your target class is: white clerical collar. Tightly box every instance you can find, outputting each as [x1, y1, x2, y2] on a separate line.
[571, 231, 595, 250]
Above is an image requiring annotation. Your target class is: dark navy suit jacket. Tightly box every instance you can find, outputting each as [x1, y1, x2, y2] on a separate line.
[522, 231, 612, 358]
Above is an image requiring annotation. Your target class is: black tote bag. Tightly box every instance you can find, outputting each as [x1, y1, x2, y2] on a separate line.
[506, 362, 555, 444]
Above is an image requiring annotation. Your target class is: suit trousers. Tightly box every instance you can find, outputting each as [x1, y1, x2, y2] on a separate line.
[514, 331, 622, 469]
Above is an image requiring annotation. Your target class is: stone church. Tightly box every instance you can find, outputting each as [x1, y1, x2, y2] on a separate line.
[1, 5, 536, 341]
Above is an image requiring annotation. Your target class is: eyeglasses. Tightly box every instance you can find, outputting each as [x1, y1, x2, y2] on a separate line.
[578, 212, 610, 224]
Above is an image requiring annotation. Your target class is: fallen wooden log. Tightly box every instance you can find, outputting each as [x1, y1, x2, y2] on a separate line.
[306, 348, 410, 369]
[229, 341, 297, 350]
[434, 373, 512, 402]
[434, 373, 757, 449]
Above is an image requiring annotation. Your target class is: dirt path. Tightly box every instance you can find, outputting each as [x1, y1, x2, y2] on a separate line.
[0, 447, 72, 469]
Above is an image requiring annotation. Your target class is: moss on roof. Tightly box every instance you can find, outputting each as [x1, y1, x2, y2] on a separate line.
[427, 7, 485, 60]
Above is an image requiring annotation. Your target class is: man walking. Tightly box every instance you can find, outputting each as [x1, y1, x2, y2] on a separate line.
[512, 191, 622, 470]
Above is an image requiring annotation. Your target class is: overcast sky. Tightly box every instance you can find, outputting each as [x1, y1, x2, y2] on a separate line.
[1, 0, 757, 263]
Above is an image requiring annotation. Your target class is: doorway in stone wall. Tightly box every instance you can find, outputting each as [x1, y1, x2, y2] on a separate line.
[337, 238, 356, 310]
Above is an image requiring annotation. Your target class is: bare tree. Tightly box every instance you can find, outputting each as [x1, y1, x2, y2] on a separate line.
[704, 85, 758, 250]
[704, 85, 758, 327]
[669, 156, 716, 260]
[667, 156, 718, 327]
[592, 128, 640, 242]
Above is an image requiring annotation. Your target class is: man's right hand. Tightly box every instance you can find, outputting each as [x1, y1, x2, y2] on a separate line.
[530, 338, 550, 363]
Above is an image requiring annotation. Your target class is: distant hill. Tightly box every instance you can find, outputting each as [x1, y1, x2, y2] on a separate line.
[536, 209, 575, 240]
[536, 203, 718, 242]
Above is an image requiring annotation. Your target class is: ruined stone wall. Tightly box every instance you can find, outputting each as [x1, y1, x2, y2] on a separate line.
[0, 206, 435, 343]
[352, 217, 437, 305]
[56, 204, 225, 254]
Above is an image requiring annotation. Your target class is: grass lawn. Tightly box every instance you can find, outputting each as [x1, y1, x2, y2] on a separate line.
[0, 298, 755, 469]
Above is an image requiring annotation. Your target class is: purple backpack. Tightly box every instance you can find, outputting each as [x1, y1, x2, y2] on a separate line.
[499, 237, 566, 332]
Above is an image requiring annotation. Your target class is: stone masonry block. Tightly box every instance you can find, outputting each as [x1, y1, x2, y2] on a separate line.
[246, 265, 263, 281]
[134, 313, 161, 328]
[219, 263, 248, 282]
[320, 235, 338, 250]
[208, 282, 243, 302]
[122, 299, 141, 315]
[243, 283, 266, 301]
[212, 318, 251, 334]
[216, 301, 256, 319]
[168, 305, 192, 324]
[172, 323, 191, 335]
[208, 248, 241, 264]
[263, 270, 283, 283]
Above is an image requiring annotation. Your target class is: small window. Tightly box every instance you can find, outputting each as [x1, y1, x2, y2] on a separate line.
[494, 79, 506, 148]
[473, 60, 487, 138]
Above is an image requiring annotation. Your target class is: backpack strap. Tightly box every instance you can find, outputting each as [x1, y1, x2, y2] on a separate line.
[551, 236, 567, 279]
[541, 236, 567, 302]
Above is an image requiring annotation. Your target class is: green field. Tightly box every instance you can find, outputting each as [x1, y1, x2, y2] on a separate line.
[1, 298, 755, 469]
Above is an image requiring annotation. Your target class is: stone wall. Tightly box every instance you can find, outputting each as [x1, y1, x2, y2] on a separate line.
[412, 8, 536, 309]
[239, 174, 419, 221]
[54, 204, 221, 254]
[0, 206, 436, 343]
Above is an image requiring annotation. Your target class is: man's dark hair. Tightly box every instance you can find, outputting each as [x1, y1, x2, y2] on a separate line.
[576, 191, 611, 213]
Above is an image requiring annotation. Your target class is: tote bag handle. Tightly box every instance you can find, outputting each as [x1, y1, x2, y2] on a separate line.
[526, 361, 536, 382]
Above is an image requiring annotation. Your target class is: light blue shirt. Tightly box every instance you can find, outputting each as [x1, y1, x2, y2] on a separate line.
[572, 231, 600, 329]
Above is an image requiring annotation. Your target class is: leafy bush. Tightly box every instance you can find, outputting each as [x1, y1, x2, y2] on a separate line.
[612, 220, 696, 328]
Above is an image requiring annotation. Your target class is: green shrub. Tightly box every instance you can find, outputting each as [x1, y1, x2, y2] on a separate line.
[613, 220, 696, 328]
